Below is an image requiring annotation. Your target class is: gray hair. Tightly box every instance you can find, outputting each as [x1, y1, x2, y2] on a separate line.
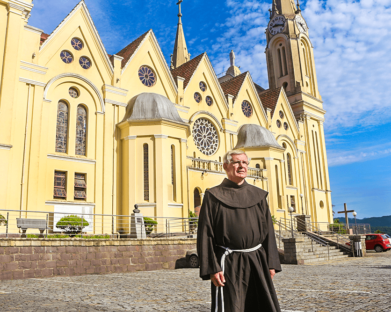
[223, 150, 250, 164]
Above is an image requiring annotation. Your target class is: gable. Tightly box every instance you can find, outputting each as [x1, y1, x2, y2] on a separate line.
[171, 53, 205, 90]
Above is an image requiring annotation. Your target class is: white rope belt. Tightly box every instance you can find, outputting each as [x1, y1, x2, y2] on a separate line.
[215, 243, 262, 312]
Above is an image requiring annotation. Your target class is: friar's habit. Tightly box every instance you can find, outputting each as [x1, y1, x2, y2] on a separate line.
[197, 178, 281, 312]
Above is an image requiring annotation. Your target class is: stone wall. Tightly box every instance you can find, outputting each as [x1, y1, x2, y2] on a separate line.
[0, 238, 196, 280]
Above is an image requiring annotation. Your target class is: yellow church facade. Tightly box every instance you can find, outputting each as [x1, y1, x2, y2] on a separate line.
[0, 0, 332, 234]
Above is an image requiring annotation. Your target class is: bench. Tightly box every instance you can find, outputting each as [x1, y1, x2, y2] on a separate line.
[16, 218, 50, 238]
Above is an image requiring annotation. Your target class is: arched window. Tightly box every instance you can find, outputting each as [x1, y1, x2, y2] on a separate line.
[75, 105, 87, 156]
[277, 48, 283, 77]
[275, 165, 282, 208]
[282, 47, 288, 75]
[287, 153, 293, 185]
[194, 188, 201, 216]
[171, 145, 176, 201]
[55, 101, 69, 153]
[256, 164, 260, 169]
[143, 144, 149, 201]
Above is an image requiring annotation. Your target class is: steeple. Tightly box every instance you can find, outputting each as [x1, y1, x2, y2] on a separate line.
[226, 50, 241, 77]
[275, 0, 297, 16]
[171, 0, 191, 69]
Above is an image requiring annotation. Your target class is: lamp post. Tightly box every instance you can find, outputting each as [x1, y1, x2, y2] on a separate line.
[300, 194, 304, 215]
[353, 211, 357, 235]
[288, 206, 294, 238]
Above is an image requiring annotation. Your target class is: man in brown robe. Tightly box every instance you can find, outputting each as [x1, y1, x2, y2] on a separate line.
[197, 150, 281, 312]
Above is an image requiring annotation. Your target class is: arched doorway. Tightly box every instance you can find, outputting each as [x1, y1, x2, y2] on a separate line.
[194, 188, 201, 216]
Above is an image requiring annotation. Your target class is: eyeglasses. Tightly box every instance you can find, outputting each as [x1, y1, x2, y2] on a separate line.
[230, 160, 249, 167]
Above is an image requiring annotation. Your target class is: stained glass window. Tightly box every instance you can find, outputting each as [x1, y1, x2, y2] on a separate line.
[241, 101, 253, 117]
[54, 171, 67, 198]
[192, 118, 219, 156]
[287, 153, 293, 185]
[194, 92, 202, 103]
[79, 57, 92, 69]
[75, 105, 87, 156]
[276, 120, 281, 128]
[71, 38, 83, 51]
[279, 110, 284, 119]
[199, 82, 207, 92]
[60, 51, 73, 64]
[55, 101, 69, 153]
[206, 96, 213, 106]
[143, 144, 149, 201]
[138, 66, 156, 87]
[69, 88, 79, 98]
[74, 173, 86, 200]
[284, 122, 289, 130]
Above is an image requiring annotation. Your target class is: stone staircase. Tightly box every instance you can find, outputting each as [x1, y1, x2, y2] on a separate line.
[280, 232, 350, 265]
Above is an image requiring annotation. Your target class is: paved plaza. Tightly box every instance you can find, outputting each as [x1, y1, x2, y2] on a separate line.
[0, 251, 390, 312]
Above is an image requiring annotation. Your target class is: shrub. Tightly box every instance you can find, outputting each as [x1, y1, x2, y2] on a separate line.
[189, 210, 198, 232]
[0, 214, 7, 226]
[375, 230, 382, 234]
[144, 217, 157, 235]
[271, 215, 277, 225]
[56, 215, 89, 235]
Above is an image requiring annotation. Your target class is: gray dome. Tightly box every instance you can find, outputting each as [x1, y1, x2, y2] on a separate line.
[123, 93, 184, 123]
[235, 124, 282, 149]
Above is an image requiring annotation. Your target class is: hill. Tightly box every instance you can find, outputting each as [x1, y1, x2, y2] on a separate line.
[334, 215, 391, 227]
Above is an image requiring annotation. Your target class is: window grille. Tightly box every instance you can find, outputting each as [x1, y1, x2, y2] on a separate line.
[74, 173, 86, 200]
[75, 105, 87, 156]
[54, 171, 67, 198]
[55, 101, 69, 153]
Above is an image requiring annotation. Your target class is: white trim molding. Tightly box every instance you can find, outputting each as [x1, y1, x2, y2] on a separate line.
[123, 136, 137, 141]
[168, 203, 183, 208]
[286, 186, 298, 190]
[19, 77, 46, 87]
[276, 209, 286, 213]
[136, 203, 157, 207]
[154, 134, 168, 139]
[180, 139, 187, 143]
[20, 61, 48, 70]
[175, 104, 190, 113]
[47, 154, 96, 164]
[105, 99, 127, 107]
[0, 144, 12, 150]
[189, 111, 223, 131]
[45, 200, 96, 207]
[222, 118, 239, 127]
[20, 66, 46, 75]
[44, 73, 105, 113]
[103, 84, 128, 97]
[24, 25, 43, 34]
[223, 129, 237, 135]
[312, 188, 327, 194]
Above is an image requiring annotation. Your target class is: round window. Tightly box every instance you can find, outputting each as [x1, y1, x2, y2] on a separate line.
[320, 201, 324, 209]
[69, 87, 79, 98]
[192, 118, 219, 156]
[242, 101, 253, 118]
[138, 66, 156, 87]
[206, 96, 213, 106]
[276, 120, 281, 128]
[284, 122, 289, 130]
[60, 51, 73, 64]
[279, 111, 284, 119]
[79, 56, 92, 69]
[199, 82, 207, 92]
[71, 38, 83, 51]
[194, 92, 202, 103]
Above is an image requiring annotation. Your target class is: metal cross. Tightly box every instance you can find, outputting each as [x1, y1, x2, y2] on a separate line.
[177, 0, 183, 17]
[337, 203, 355, 230]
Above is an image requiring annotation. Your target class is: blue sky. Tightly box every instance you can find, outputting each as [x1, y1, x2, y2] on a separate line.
[29, 0, 391, 218]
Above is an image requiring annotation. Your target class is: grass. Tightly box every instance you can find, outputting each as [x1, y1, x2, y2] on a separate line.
[26, 234, 111, 239]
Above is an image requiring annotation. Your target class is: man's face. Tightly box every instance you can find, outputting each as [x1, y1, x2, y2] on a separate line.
[223, 153, 248, 183]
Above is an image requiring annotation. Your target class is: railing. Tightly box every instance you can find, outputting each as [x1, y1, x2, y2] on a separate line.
[188, 157, 265, 179]
[0, 209, 198, 239]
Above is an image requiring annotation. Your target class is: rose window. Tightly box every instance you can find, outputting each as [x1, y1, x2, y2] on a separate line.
[194, 92, 202, 103]
[192, 118, 219, 156]
[71, 38, 83, 50]
[60, 51, 73, 64]
[206, 96, 213, 106]
[79, 57, 91, 69]
[199, 82, 207, 92]
[138, 66, 156, 87]
[241, 101, 253, 117]
[69, 88, 79, 98]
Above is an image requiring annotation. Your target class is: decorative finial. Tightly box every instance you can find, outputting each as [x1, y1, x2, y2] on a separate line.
[177, 0, 183, 23]
[133, 204, 140, 214]
[296, 0, 301, 13]
[230, 50, 235, 67]
[170, 54, 174, 69]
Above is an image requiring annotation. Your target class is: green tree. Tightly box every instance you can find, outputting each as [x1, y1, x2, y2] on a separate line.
[0, 214, 7, 226]
[143, 217, 158, 235]
[56, 215, 89, 236]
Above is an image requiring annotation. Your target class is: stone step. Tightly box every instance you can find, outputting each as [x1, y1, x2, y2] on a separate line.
[301, 255, 349, 263]
[297, 252, 347, 260]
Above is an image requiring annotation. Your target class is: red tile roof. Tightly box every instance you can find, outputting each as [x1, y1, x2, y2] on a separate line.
[258, 87, 282, 117]
[219, 72, 248, 102]
[40, 33, 49, 45]
[170, 53, 205, 89]
[116, 30, 150, 68]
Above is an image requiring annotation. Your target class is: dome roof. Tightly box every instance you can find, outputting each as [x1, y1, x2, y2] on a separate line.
[235, 124, 282, 149]
[123, 93, 184, 123]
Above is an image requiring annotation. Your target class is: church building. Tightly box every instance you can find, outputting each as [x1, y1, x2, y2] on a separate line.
[0, 0, 332, 234]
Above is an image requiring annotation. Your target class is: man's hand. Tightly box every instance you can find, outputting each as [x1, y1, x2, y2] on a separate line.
[270, 269, 276, 280]
[210, 271, 225, 287]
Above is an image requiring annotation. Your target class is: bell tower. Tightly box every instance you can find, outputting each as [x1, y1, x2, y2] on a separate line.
[265, 0, 321, 104]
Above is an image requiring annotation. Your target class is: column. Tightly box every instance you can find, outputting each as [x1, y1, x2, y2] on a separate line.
[154, 135, 169, 218]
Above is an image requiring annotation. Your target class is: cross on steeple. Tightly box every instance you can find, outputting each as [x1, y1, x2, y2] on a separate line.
[171, 0, 191, 69]
[177, 0, 183, 23]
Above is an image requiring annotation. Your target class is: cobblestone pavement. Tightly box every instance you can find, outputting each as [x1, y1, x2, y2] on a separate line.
[0, 251, 390, 312]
